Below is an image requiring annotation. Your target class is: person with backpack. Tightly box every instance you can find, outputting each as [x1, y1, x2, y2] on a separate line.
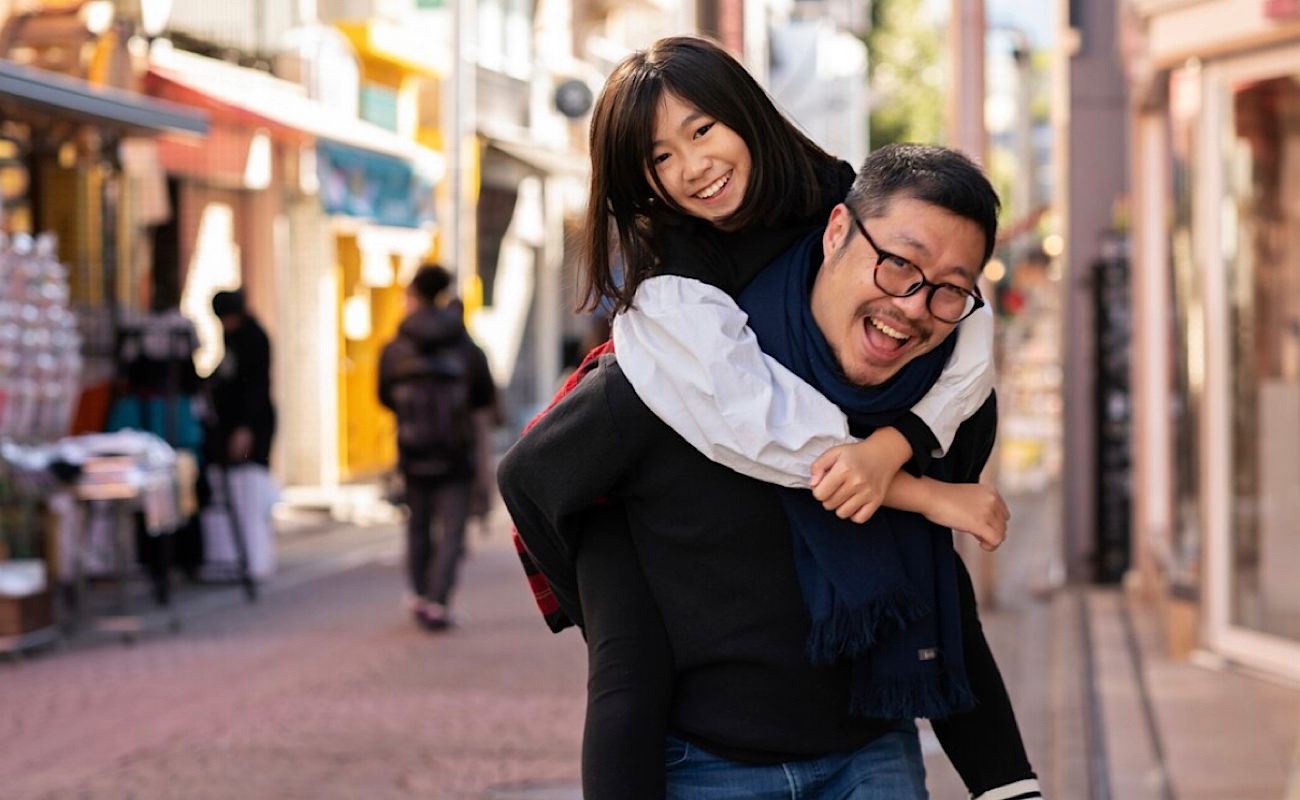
[379, 264, 498, 631]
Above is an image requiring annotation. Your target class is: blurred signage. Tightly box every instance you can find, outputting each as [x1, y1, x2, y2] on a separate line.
[416, 0, 444, 7]
[316, 141, 436, 229]
[1265, 0, 1300, 19]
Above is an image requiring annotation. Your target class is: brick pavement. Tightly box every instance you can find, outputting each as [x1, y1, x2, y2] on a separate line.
[6, 491, 1299, 799]
[0, 520, 589, 800]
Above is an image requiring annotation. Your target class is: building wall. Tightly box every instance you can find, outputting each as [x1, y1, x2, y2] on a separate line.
[1061, 0, 1129, 581]
[1124, 0, 1300, 679]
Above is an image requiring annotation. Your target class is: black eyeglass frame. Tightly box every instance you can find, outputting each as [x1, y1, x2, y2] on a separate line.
[845, 208, 986, 325]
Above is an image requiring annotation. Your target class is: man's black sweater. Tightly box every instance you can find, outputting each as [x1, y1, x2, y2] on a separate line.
[498, 356, 998, 763]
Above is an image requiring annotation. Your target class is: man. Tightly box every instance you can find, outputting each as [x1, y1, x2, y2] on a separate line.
[499, 146, 1012, 797]
[379, 265, 498, 631]
[204, 290, 278, 582]
[208, 290, 274, 468]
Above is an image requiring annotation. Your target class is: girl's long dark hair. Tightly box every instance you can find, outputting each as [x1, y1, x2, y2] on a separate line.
[580, 36, 838, 313]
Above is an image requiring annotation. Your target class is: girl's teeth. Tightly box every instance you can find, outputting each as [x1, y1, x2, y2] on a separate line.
[697, 174, 729, 199]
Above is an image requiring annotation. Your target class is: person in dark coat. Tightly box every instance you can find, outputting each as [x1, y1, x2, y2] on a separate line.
[207, 290, 275, 467]
[379, 264, 498, 631]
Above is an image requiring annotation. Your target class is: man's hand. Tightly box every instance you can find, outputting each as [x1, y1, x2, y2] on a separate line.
[810, 427, 912, 524]
[227, 427, 254, 463]
[924, 483, 1010, 551]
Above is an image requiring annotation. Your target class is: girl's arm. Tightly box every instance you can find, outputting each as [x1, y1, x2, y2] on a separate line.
[613, 275, 853, 489]
[809, 303, 997, 521]
[883, 472, 1008, 551]
[907, 302, 997, 458]
[614, 276, 996, 504]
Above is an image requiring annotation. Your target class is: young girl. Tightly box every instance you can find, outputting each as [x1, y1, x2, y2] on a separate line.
[510, 36, 1040, 800]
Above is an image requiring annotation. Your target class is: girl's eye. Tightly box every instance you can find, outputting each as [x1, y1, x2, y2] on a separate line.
[693, 123, 714, 139]
[652, 153, 670, 166]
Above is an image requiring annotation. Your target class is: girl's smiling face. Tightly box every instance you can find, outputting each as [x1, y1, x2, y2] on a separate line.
[648, 92, 753, 227]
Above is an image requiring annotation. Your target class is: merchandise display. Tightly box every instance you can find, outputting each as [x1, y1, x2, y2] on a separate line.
[0, 232, 83, 443]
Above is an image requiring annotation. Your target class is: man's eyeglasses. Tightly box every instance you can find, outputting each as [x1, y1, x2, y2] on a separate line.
[846, 208, 985, 325]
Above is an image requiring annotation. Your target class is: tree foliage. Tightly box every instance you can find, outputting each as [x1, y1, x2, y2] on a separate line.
[868, 0, 946, 147]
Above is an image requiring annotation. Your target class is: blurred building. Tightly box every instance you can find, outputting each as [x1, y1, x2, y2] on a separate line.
[768, 1, 869, 167]
[1054, 0, 1131, 591]
[133, 0, 442, 488]
[0, 0, 209, 432]
[1122, 0, 1300, 684]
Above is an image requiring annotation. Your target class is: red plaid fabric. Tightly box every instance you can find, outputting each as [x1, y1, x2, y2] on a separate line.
[510, 339, 615, 632]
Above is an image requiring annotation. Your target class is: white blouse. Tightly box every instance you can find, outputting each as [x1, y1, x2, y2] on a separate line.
[612, 274, 996, 489]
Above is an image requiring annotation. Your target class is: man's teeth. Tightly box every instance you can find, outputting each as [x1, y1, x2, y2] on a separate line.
[870, 317, 909, 341]
[696, 173, 730, 199]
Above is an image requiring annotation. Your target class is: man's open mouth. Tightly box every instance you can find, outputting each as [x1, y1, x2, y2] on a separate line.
[864, 315, 912, 353]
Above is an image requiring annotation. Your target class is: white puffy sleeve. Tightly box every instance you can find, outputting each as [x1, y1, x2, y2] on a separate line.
[612, 274, 853, 489]
[908, 302, 996, 457]
[611, 274, 997, 485]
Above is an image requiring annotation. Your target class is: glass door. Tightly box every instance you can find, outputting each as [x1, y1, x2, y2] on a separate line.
[1204, 49, 1300, 678]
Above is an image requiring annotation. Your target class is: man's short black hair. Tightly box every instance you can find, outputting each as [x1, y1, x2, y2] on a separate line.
[211, 290, 245, 318]
[845, 144, 1001, 265]
[410, 264, 453, 304]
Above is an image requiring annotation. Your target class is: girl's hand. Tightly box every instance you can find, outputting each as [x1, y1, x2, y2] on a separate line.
[925, 483, 1010, 551]
[810, 428, 912, 524]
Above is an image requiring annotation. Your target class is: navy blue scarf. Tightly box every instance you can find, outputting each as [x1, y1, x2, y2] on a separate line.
[738, 230, 975, 719]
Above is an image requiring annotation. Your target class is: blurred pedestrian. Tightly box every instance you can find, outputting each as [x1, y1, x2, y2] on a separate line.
[379, 264, 498, 632]
[207, 290, 275, 467]
[202, 289, 279, 582]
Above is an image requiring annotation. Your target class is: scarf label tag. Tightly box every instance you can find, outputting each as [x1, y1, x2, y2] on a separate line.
[917, 648, 939, 662]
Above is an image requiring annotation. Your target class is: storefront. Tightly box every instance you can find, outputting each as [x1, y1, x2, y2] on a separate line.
[0, 59, 207, 430]
[327, 20, 446, 480]
[145, 45, 441, 486]
[1127, 0, 1300, 680]
[0, 58, 207, 651]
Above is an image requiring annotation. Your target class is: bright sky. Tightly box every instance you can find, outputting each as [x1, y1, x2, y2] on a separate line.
[924, 0, 1057, 48]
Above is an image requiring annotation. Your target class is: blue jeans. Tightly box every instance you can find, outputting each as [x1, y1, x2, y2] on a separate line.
[665, 721, 928, 799]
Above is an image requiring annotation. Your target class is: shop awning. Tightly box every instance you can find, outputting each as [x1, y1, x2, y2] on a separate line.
[146, 46, 444, 183]
[484, 135, 588, 178]
[0, 59, 208, 135]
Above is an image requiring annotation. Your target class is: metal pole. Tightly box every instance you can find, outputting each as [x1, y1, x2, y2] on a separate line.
[447, 0, 476, 292]
[949, 0, 996, 605]
[948, 0, 987, 164]
[1012, 30, 1035, 232]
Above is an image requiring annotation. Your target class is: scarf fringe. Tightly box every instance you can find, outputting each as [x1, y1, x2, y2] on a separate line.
[849, 670, 977, 720]
[806, 583, 930, 665]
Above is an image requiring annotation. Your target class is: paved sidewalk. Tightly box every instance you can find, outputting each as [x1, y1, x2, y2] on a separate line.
[0, 514, 589, 800]
[1086, 588, 1300, 800]
[9, 487, 1300, 799]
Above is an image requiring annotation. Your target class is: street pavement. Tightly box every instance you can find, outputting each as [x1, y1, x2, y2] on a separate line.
[3, 490, 1299, 799]
[0, 516, 588, 800]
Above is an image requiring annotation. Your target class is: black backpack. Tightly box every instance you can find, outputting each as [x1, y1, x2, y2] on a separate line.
[390, 345, 472, 478]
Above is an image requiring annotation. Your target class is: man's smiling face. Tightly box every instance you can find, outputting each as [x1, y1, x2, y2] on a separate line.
[811, 196, 987, 387]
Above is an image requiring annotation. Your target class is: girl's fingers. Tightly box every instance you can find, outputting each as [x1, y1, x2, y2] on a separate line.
[810, 450, 840, 488]
[812, 465, 849, 502]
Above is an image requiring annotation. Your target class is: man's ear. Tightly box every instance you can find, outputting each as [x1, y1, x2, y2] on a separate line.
[823, 203, 851, 259]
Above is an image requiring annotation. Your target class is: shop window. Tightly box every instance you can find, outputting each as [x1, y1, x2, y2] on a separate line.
[1224, 74, 1300, 644]
[360, 83, 400, 133]
[476, 185, 518, 307]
